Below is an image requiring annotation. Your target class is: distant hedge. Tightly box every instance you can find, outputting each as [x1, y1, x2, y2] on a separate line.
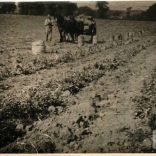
[0, 2, 16, 14]
[18, 2, 78, 16]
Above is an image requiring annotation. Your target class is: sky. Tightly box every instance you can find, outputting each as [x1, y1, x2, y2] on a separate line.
[76, 1, 156, 11]
[1, 0, 155, 11]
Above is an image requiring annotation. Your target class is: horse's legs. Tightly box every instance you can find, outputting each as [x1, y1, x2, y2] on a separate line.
[63, 31, 66, 41]
[66, 33, 70, 41]
[58, 27, 63, 42]
[75, 33, 78, 41]
[75, 32, 79, 41]
[70, 33, 75, 42]
[60, 31, 64, 42]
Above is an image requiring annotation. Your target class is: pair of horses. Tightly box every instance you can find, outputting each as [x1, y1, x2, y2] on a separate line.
[55, 15, 97, 43]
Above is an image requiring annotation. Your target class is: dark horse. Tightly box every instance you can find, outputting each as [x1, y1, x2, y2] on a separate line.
[55, 15, 96, 43]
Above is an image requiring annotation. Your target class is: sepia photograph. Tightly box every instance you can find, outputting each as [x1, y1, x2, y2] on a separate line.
[0, 0, 156, 153]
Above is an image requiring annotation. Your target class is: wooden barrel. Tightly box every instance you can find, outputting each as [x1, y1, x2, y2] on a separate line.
[32, 40, 45, 55]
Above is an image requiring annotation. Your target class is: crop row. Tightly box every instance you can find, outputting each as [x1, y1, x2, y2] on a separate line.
[1, 37, 155, 122]
[130, 67, 156, 152]
[0, 30, 149, 81]
[0, 37, 155, 150]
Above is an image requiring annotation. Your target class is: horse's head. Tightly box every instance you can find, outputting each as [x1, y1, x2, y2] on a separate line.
[55, 14, 65, 26]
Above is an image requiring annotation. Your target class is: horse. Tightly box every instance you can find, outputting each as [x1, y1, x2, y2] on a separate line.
[54, 14, 65, 42]
[55, 15, 97, 43]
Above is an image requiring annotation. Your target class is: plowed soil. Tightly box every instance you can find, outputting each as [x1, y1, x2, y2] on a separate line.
[0, 15, 156, 153]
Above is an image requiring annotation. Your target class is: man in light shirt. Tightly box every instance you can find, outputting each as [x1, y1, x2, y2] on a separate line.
[44, 14, 53, 41]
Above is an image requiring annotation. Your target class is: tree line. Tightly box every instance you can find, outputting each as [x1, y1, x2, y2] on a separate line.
[0, 1, 156, 21]
[18, 2, 78, 16]
[0, 2, 16, 14]
[0, 2, 109, 19]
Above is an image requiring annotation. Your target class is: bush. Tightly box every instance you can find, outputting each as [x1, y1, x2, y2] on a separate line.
[0, 2, 16, 14]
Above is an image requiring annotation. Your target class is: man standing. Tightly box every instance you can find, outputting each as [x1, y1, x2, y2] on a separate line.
[88, 16, 96, 43]
[44, 14, 53, 41]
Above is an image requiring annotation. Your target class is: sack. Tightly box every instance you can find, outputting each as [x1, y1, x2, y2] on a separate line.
[78, 35, 84, 47]
[32, 40, 45, 55]
[84, 19, 92, 26]
[84, 25, 89, 31]
[92, 35, 97, 45]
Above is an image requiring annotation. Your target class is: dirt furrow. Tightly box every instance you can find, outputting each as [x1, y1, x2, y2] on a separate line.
[1, 39, 156, 152]
[76, 42, 156, 152]
[1, 15, 156, 153]
[0, 33, 153, 81]
[1, 35, 155, 93]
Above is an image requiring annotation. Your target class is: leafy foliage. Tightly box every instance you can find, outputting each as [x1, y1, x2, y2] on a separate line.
[18, 2, 78, 16]
[96, 1, 109, 18]
[77, 6, 95, 16]
[0, 2, 16, 14]
[145, 3, 156, 20]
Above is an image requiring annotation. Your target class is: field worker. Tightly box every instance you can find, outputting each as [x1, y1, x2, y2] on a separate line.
[44, 14, 53, 41]
[90, 17, 97, 43]
[89, 16, 96, 28]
